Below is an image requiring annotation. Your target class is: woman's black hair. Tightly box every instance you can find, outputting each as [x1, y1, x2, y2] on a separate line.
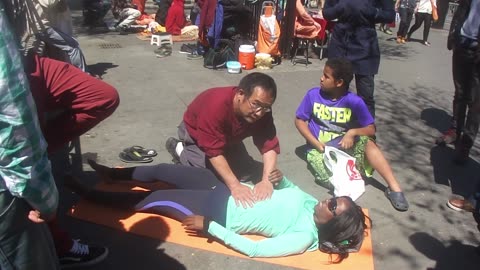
[238, 72, 277, 100]
[325, 58, 354, 88]
[317, 196, 372, 263]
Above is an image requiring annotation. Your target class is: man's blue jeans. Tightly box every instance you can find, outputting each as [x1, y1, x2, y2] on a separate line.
[0, 191, 59, 270]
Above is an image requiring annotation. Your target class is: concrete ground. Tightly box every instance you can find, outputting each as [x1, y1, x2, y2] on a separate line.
[53, 3, 480, 270]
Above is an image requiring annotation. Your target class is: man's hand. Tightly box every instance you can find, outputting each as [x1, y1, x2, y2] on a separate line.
[231, 184, 255, 208]
[182, 215, 205, 231]
[28, 210, 55, 223]
[253, 180, 273, 201]
[268, 169, 283, 186]
[339, 131, 355, 149]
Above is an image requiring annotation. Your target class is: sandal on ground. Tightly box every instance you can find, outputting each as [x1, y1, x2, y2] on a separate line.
[123, 145, 157, 158]
[119, 150, 153, 163]
[385, 188, 409, 211]
[155, 45, 172, 58]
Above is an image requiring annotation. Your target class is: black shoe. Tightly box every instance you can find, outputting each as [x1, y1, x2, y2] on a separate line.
[117, 25, 128, 35]
[165, 137, 182, 164]
[59, 239, 108, 269]
[180, 44, 195, 54]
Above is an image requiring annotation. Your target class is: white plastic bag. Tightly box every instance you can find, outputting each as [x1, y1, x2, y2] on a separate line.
[323, 146, 365, 201]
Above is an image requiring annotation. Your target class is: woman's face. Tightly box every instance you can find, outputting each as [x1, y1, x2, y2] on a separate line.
[313, 197, 349, 225]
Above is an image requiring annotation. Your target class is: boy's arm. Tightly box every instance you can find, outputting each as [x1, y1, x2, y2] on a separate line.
[339, 124, 376, 149]
[295, 118, 325, 152]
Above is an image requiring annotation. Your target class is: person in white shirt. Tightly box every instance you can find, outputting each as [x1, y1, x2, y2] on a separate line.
[406, 0, 437, 46]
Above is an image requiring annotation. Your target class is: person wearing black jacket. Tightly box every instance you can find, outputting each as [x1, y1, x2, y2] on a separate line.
[436, 0, 480, 164]
[321, 0, 395, 118]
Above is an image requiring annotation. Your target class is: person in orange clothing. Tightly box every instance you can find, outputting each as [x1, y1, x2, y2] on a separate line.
[295, 0, 321, 39]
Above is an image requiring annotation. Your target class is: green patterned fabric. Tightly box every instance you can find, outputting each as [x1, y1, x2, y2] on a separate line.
[306, 136, 374, 187]
[0, 3, 58, 217]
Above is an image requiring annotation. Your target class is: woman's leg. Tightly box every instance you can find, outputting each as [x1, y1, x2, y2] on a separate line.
[66, 175, 229, 224]
[132, 164, 220, 190]
[355, 74, 375, 118]
[397, 8, 408, 37]
[88, 160, 221, 190]
[136, 184, 230, 224]
[407, 13, 425, 39]
[422, 14, 432, 42]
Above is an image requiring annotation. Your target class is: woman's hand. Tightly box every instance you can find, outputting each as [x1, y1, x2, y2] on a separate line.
[254, 180, 273, 201]
[268, 169, 284, 185]
[182, 215, 205, 231]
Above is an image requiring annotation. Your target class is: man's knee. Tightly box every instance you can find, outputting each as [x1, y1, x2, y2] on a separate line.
[92, 82, 120, 120]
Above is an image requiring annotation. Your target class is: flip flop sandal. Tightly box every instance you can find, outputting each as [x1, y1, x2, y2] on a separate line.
[385, 188, 409, 212]
[119, 150, 153, 163]
[123, 146, 157, 158]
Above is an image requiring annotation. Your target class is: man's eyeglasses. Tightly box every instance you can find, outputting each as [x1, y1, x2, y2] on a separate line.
[247, 99, 272, 113]
[327, 197, 337, 217]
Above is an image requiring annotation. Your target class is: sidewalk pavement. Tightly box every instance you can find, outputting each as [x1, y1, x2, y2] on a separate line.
[55, 5, 480, 270]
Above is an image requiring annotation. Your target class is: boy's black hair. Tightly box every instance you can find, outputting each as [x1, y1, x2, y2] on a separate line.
[325, 58, 354, 88]
[238, 72, 277, 100]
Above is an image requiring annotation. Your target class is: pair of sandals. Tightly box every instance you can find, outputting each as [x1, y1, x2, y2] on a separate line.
[119, 146, 158, 163]
[155, 44, 172, 58]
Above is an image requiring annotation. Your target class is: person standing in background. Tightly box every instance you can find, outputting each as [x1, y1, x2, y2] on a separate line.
[406, 0, 437, 46]
[320, 0, 395, 117]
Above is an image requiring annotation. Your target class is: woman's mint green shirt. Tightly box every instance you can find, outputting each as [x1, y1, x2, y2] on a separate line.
[207, 177, 319, 257]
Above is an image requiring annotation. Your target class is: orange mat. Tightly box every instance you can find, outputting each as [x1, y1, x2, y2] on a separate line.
[69, 182, 374, 270]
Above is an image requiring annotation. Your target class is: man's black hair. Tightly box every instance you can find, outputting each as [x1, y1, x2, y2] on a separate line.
[325, 58, 354, 88]
[238, 72, 277, 99]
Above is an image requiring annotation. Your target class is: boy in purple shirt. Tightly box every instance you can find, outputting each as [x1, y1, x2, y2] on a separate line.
[295, 58, 409, 211]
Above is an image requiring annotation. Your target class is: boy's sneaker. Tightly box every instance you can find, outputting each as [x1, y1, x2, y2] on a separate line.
[435, 128, 457, 145]
[59, 239, 108, 269]
[383, 28, 393, 35]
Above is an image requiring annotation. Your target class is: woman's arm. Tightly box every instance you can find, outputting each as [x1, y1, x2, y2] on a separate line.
[208, 222, 315, 257]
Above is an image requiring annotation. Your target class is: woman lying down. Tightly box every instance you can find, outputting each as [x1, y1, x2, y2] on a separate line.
[67, 161, 371, 263]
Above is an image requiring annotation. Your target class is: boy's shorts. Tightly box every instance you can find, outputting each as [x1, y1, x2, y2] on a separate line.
[306, 135, 374, 187]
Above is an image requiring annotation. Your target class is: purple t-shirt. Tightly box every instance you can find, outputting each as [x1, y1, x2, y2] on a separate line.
[296, 87, 374, 144]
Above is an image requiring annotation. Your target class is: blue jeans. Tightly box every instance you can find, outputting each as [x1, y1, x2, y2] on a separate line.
[0, 191, 59, 270]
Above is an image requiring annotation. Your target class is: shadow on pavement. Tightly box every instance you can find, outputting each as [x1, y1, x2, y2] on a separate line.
[87, 62, 119, 78]
[410, 232, 480, 270]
